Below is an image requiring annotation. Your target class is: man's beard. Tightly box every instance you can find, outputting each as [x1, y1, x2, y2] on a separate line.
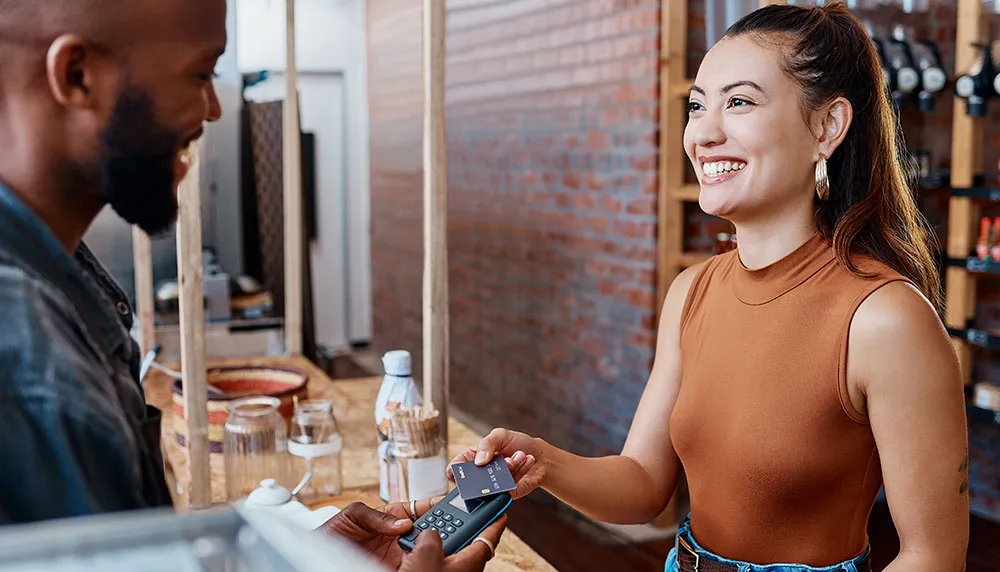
[98, 86, 182, 237]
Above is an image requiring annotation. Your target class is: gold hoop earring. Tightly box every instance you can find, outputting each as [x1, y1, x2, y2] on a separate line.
[815, 156, 830, 201]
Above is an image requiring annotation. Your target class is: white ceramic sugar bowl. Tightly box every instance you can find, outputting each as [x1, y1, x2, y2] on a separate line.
[241, 478, 341, 532]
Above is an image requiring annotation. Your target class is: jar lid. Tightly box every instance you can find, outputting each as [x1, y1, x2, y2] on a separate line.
[247, 478, 291, 506]
[382, 350, 411, 376]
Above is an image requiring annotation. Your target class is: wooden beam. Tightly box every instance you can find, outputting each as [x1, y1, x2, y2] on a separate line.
[283, 0, 304, 356]
[656, 0, 688, 306]
[671, 82, 692, 99]
[679, 252, 712, 268]
[132, 227, 155, 354]
[673, 184, 700, 202]
[422, 0, 449, 443]
[176, 145, 210, 509]
[945, 0, 985, 383]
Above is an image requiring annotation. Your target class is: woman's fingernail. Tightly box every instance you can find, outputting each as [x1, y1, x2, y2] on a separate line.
[475, 451, 489, 464]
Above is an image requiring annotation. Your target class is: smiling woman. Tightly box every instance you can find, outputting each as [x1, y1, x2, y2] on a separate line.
[446, 4, 970, 572]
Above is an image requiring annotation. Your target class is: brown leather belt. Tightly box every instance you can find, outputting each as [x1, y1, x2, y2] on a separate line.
[675, 535, 873, 572]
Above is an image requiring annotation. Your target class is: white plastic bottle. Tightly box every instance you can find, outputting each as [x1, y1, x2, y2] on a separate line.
[375, 350, 423, 501]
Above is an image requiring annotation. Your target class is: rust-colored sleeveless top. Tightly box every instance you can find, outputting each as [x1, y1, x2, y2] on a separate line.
[670, 232, 908, 566]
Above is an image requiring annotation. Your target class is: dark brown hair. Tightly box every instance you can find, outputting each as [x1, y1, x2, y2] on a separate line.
[725, 2, 942, 312]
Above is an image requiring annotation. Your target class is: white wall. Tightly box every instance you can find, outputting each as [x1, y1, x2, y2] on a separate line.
[236, 0, 373, 349]
[202, 0, 244, 278]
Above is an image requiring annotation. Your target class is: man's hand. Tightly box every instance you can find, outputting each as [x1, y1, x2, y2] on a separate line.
[323, 498, 507, 571]
[323, 499, 439, 569]
[400, 514, 507, 572]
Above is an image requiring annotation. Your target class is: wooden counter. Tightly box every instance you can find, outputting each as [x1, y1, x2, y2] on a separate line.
[144, 354, 556, 572]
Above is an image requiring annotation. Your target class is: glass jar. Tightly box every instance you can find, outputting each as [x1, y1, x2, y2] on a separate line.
[386, 409, 448, 502]
[223, 396, 290, 501]
[288, 399, 344, 501]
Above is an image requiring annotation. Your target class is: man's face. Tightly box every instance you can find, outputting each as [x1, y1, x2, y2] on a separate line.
[97, 0, 227, 236]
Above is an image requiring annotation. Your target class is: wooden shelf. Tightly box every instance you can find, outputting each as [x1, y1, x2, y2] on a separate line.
[672, 184, 700, 201]
[948, 257, 1000, 274]
[951, 186, 1000, 201]
[943, 0, 987, 385]
[678, 252, 712, 268]
[947, 327, 1000, 350]
[671, 81, 693, 99]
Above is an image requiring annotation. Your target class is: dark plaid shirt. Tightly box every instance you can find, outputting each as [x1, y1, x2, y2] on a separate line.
[0, 182, 172, 524]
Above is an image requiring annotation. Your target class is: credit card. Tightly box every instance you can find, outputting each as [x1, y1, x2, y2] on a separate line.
[451, 456, 517, 502]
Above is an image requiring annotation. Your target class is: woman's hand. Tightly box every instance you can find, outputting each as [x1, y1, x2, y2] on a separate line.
[448, 428, 547, 500]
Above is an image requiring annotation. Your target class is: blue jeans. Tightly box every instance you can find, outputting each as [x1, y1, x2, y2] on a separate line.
[665, 516, 871, 572]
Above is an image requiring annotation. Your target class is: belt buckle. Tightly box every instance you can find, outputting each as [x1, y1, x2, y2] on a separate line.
[676, 533, 699, 572]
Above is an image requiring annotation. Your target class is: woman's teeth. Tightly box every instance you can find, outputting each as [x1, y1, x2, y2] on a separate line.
[702, 161, 746, 177]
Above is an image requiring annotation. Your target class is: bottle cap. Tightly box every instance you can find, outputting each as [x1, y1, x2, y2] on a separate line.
[382, 350, 412, 377]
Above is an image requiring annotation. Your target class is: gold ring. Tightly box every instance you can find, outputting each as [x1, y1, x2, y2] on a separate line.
[473, 536, 496, 559]
[409, 499, 418, 521]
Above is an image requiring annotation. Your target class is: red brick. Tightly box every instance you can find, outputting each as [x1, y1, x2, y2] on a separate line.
[600, 196, 622, 214]
[587, 215, 609, 234]
[586, 131, 608, 150]
[630, 154, 657, 171]
[629, 330, 657, 349]
[574, 192, 597, 210]
[586, 173, 606, 191]
[563, 172, 583, 190]
[626, 196, 656, 215]
[638, 269, 656, 287]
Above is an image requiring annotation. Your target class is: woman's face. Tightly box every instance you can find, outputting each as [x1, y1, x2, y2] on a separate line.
[684, 35, 821, 226]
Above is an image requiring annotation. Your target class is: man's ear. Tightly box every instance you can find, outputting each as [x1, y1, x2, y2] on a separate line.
[45, 35, 111, 108]
[816, 96, 852, 161]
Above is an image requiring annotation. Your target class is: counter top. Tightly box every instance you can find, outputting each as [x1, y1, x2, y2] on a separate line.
[144, 354, 556, 572]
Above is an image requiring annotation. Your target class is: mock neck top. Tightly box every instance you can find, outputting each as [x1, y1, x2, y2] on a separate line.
[731, 232, 836, 306]
[670, 236, 908, 566]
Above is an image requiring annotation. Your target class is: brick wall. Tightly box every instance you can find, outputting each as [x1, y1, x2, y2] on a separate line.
[368, 0, 664, 457]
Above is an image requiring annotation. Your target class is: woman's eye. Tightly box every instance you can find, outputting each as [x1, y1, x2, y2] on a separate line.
[687, 100, 704, 113]
[728, 97, 754, 108]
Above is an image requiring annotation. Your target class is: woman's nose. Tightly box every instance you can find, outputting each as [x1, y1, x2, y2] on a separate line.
[691, 111, 726, 147]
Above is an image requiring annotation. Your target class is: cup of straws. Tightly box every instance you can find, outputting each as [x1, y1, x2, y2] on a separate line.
[387, 406, 448, 502]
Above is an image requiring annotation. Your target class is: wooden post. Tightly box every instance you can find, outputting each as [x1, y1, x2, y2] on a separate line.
[132, 228, 156, 354]
[655, 0, 688, 307]
[422, 0, 449, 443]
[283, 0, 304, 356]
[176, 145, 210, 509]
[945, 0, 984, 384]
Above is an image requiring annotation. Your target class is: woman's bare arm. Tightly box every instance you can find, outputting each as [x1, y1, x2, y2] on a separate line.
[849, 282, 969, 571]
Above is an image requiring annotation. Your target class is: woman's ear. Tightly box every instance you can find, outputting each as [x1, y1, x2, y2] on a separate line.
[816, 96, 852, 160]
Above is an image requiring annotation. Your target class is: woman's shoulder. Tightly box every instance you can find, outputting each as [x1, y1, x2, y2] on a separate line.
[833, 250, 909, 284]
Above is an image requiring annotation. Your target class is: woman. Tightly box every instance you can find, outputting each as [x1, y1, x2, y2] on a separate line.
[451, 4, 970, 571]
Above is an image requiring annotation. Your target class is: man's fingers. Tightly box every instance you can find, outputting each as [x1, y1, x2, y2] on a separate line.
[399, 531, 444, 572]
[341, 502, 412, 534]
[414, 495, 445, 517]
